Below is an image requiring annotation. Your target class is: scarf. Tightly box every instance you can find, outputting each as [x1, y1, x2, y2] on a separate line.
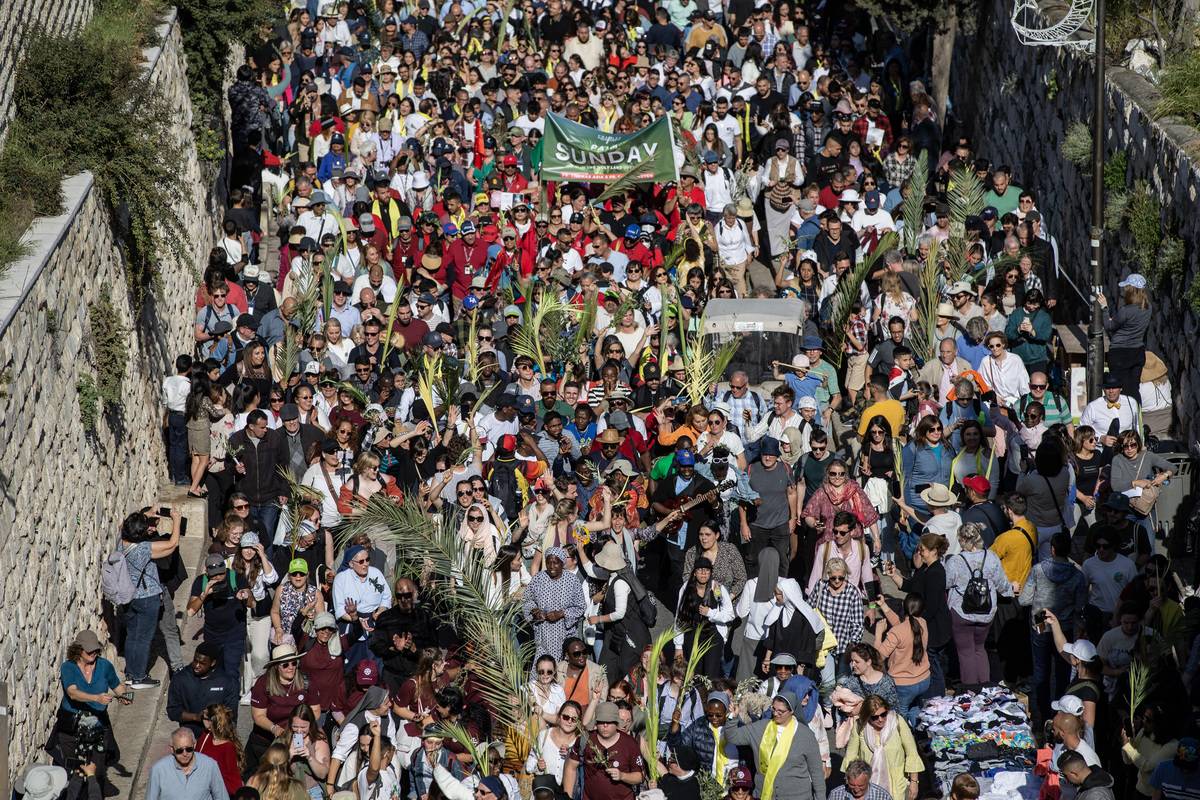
[710, 724, 729, 783]
[863, 712, 898, 794]
[757, 717, 798, 800]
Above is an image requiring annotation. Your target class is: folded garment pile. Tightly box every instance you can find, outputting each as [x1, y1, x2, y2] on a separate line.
[917, 686, 1039, 797]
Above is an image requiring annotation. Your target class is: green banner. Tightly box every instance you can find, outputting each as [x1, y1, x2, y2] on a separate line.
[540, 113, 679, 184]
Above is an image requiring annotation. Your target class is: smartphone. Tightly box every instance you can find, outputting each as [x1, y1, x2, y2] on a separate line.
[292, 732, 305, 750]
[1033, 610, 1048, 624]
[159, 508, 188, 536]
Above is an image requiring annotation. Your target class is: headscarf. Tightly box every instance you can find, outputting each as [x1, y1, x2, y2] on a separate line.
[480, 776, 508, 800]
[544, 546, 568, 564]
[338, 544, 366, 572]
[766, 579, 826, 636]
[754, 548, 781, 602]
[342, 685, 389, 736]
[786, 675, 820, 724]
[780, 427, 805, 467]
[457, 502, 498, 560]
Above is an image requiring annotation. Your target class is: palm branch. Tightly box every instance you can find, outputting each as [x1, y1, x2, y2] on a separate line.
[378, 292, 404, 371]
[642, 626, 678, 780]
[680, 627, 714, 694]
[569, 291, 598, 369]
[680, 333, 740, 406]
[908, 237, 944, 363]
[899, 152, 930, 255]
[822, 232, 896, 369]
[339, 498, 534, 735]
[435, 719, 492, 775]
[944, 163, 986, 282]
[417, 352, 443, 437]
[510, 290, 570, 374]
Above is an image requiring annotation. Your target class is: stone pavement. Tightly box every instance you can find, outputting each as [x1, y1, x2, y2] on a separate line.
[104, 485, 207, 799]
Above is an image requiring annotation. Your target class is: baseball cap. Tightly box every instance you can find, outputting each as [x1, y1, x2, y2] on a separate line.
[503, 304, 521, 318]
[675, 450, 696, 467]
[769, 652, 797, 666]
[517, 395, 536, 415]
[356, 661, 379, 685]
[593, 702, 620, 723]
[864, 190, 881, 210]
[624, 224, 641, 239]
[287, 558, 309, 575]
[801, 335, 824, 351]
[797, 396, 818, 411]
[279, 403, 300, 421]
[1061, 639, 1099, 662]
[1051, 695, 1084, 716]
[498, 433, 518, 452]
[1118, 273, 1147, 289]
[980, 206, 998, 221]
[729, 767, 754, 790]
[460, 221, 477, 234]
[961, 475, 991, 495]
[205, 553, 226, 576]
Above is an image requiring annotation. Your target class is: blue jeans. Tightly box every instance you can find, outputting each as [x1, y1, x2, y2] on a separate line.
[924, 644, 949, 700]
[207, 632, 246, 683]
[895, 677, 930, 729]
[123, 594, 161, 680]
[250, 502, 281, 537]
[1030, 628, 1071, 726]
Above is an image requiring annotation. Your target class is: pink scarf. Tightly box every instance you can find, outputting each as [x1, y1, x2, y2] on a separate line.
[863, 711, 898, 793]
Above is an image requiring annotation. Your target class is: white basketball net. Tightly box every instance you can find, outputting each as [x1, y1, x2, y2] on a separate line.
[1011, 0, 1096, 52]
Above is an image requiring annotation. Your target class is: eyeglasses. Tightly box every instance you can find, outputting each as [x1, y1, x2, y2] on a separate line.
[174, 746, 196, 754]
[833, 527, 852, 536]
[559, 713, 578, 721]
[771, 706, 790, 715]
[1122, 443, 1139, 451]
[211, 292, 228, 298]
[1029, 383, 1047, 390]
[232, 503, 249, 510]
[270, 397, 285, 403]
[279, 660, 299, 668]
[537, 669, 556, 675]
[827, 575, 846, 584]
[85, 648, 101, 656]
[352, 557, 370, 564]
[468, 515, 485, 522]
[870, 712, 889, 721]
[457, 490, 472, 497]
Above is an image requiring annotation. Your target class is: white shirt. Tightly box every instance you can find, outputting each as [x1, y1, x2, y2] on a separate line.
[704, 114, 742, 149]
[334, 709, 400, 760]
[297, 211, 337, 242]
[351, 274, 398, 305]
[849, 208, 896, 235]
[162, 375, 190, 412]
[1082, 553, 1136, 614]
[332, 566, 393, 619]
[978, 352, 1030, 409]
[301, 461, 346, 528]
[1140, 379, 1172, 413]
[673, 581, 735, 645]
[1079, 394, 1141, 442]
[703, 166, 733, 210]
[715, 217, 754, 264]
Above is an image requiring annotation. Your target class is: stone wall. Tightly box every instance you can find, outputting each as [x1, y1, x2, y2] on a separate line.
[0, 0, 94, 144]
[0, 9, 219, 778]
[951, 0, 1200, 441]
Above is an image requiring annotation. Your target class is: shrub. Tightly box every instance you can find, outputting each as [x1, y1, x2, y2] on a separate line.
[77, 373, 100, 431]
[1061, 122, 1092, 169]
[0, 0, 188, 300]
[89, 287, 129, 408]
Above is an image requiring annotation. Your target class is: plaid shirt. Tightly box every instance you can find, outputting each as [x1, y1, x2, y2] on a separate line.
[704, 387, 766, 437]
[845, 315, 869, 354]
[828, 784, 894, 800]
[811, 580, 864, 660]
[399, 30, 430, 61]
[883, 152, 917, 190]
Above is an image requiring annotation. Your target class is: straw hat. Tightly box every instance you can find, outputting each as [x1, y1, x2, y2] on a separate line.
[1142, 351, 1167, 383]
[595, 541, 626, 571]
[935, 302, 959, 319]
[919, 483, 957, 508]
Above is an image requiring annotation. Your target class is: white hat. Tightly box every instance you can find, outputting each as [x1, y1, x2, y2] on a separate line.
[17, 766, 68, 800]
[935, 302, 960, 319]
[411, 171, 430, 190]
[710, 401, 732, 419]
[947, 280, 974, 296]
[839, 189, 862, 204]
[1051, 695, 1084, 716]
[243, 264, 261, 280]
[797, 396, 818, 411]
[791, 354, 811, 369]
[798, 249, 818, 264]
[1062, 639, 1099, 662]
[919, 483, 957, 508]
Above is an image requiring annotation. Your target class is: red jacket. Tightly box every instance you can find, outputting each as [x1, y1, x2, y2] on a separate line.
[390, 234, 422, 281]
[444, 237, 491, 298]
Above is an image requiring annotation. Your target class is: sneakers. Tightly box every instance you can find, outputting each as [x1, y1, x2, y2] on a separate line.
[127, 677, 160, 689]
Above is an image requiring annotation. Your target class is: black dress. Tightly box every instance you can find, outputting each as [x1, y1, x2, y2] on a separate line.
[901, 561, 951, 649]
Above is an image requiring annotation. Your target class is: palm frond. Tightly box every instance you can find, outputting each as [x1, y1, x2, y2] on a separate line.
[642, 626, 679, 780]
[436, 719, 492, 774]
[340, 497, 533, 737]
[378, 292, 403, 370]
[908, 237, 943, 363]
[944, 163, 987, 283]
[339, 381, 372, 410]
[822, 232, 896, 368]
[273, 325, 302, 386]
[510, 291, 570, 374]
[417, 353, 443, 437]
[899, 152, 930, 255]
[681, 627, 714, 693]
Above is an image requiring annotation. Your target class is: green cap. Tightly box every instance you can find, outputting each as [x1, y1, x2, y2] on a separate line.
[288, 558, 309, 575]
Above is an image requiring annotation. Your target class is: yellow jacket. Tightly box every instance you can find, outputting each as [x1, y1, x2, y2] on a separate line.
[843, 714, 924, 800]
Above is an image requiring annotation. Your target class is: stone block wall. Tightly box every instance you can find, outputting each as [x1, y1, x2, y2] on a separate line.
[951, 0, 1200, 441]
[0, 8, 219, 778]
[0, 0, 94, 144]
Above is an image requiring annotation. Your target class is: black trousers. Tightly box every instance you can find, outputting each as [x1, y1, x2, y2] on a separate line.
[1107, 347, 1146, 403]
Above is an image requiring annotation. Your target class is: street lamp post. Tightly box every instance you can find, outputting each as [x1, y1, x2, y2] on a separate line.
[1086, 0, 1106, 400]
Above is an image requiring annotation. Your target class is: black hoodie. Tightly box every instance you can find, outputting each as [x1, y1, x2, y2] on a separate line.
[1075, 767, 1116, 800]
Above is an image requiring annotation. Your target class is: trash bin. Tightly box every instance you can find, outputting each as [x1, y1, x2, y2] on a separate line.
[1157, 454, 1195, 555]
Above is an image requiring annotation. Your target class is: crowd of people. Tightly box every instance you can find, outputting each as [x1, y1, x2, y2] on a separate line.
[23, 0, 1199, 799]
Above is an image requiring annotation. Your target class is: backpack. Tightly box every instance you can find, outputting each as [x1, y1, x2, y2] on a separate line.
[488, 458, 527, 521]
[722, 388, 764, 418]
[102, 544, 149, 607]
[959, 553, 993, 615]
[618, 569, 658, 628]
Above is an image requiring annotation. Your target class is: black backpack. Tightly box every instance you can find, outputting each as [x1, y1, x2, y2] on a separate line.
[488, 458, 524, 521]
[618, 569, 658, 628]
[959, 553, 993, 615]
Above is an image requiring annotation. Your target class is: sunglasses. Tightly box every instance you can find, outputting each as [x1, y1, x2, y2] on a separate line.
[174, 746, 196, 754]
[289, 571, 307, 577]
[232, 503, 249, 510]
[827, 575, 846, 584]
[833, 528, 853, 535]
[569, 649, 587, 657]
[468, 515, 485, 522]
[827, 470, 847, 477]
[457, 490, 472, 497]
[537, 669, 555, 675]
[1030, 383, 1048, 390]
[870, 712, 889, 721]
[351, 558, 370, 564]
[560, 713, 578, 721]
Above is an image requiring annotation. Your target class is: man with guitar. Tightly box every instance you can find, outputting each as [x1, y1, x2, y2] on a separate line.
[650, 450, 720, 611]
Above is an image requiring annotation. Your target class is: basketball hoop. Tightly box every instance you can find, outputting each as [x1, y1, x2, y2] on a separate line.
[1011, 0, 1095, 52]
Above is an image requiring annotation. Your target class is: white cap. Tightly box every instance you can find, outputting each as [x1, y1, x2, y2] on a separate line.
[710, 401, 731, 419]
[798, 249, 818, 264]
[797, 396, 818, 410]
[791, 354, 811, 369]
[411, 171, 430, 190]
[1050, 695, 1084, 716]
[1061, 639, 1098, 662]
[839, 189, 862, 203]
